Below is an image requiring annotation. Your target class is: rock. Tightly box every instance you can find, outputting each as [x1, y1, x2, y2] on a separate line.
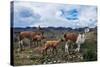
[53, 60, 56, 63]
[57, 60, 61, 63]
[26, 55, 30, 58]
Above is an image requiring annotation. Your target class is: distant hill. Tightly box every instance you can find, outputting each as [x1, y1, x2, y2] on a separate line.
[11, 26, 97, 33]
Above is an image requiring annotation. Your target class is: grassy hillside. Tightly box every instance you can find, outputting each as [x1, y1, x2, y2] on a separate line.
[12, 29, 97, 66]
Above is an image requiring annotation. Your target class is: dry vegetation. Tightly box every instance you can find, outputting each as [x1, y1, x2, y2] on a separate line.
[13, 30, 97, 66]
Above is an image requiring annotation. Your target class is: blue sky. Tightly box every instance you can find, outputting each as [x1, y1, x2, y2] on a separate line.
[13, 1, 97, 28]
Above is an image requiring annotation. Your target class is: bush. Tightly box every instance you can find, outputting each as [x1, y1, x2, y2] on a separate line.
[83, 49, 97, 61]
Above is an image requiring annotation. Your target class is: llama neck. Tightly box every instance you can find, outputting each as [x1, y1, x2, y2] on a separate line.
[56, 40, 61, 45]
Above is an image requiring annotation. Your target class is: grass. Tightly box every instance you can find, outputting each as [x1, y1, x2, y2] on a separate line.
[81, 31, 97, 61]
[13, 31, 97, 66]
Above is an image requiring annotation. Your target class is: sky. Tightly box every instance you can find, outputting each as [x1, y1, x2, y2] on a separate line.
[12, 1, 97, 28]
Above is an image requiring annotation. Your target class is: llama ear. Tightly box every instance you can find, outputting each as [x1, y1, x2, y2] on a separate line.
[64, 34, 66, 38]
[60, 38, 64, 41]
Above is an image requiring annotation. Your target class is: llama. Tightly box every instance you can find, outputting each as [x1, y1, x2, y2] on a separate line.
[64, 32, 86, 54]
[41, 39, 64, 55]
[19, 31, 45, 48]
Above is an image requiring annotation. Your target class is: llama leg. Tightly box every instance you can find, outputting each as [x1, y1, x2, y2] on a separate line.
[19, 40, 24, 51]
[42, 49, 45, 56]
[34, 41, 36, 47]
[40, 40, 42, 46]
[22, 40, 25, 50]
[42, 49, 46, 56]
[28, 40, 31, 48]
[65, 42, 69, 54]
[18, 41, 21, 51]
[52, 48, 55, 55]
[30, 39, 32, 48]
[35, 41, 37, 47]
[39, 40, 41, 46]
[55, 47, 57, 55]
[36, 41, 38, 47]
[52, 47, 56, 55]
[75, 44, 80, 52]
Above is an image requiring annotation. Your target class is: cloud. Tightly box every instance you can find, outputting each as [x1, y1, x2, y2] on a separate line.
[77, 6, 97, 28]
[13, 5, 41, 27]
[19, 8, 34, 18]
[12, 2, 97, 28]
[60, 8, 79, 20]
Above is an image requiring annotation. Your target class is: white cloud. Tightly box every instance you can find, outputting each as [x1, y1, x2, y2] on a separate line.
[78, 6, 97, 27]
[13, 1, 97, 28]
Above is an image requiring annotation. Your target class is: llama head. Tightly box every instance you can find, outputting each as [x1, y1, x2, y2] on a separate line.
[84, 27, 90, 33]
[60, 38, 65, 42]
